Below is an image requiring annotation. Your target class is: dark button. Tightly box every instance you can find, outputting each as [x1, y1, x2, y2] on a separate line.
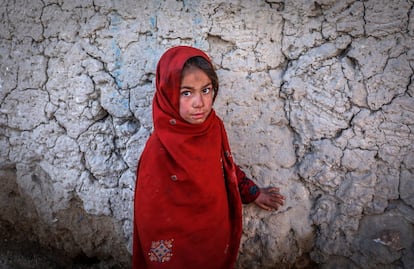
[169, 119, 176, 125]
[170, 175, 178, 181]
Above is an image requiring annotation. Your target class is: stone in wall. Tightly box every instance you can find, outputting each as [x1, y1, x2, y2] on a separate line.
[0, 0, 413, 268]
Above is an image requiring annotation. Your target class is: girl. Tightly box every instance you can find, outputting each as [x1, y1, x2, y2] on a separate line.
[133, 46, 285, 269]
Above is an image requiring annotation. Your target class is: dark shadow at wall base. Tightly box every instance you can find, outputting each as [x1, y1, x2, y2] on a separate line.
[0, 220, 127, 269]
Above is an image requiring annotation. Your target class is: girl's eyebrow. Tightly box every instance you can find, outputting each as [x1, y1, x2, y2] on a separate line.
[180, 82, 212, 90]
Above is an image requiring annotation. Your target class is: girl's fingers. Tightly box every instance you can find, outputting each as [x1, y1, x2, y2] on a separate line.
[266, 187, 280, 193]
[258, 203, 272, 211]
[270, 193, 285, 201]
[256, 187, 286, 211]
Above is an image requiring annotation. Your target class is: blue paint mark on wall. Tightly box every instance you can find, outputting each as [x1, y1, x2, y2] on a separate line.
[192, 17, 203, 48]
[110, 13, 123, 89]
[112, 41, 123, 88]
[150, 16, 156, 28]
[121, 98, 129, 109]
[193, 17, 202, 25]
[111, 91, 129, 109]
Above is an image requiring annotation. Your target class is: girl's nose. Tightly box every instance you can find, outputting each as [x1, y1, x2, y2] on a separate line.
[192, 93, 204, 107]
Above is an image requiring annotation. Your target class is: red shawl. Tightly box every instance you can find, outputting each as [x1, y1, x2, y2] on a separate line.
[133, 46, 242, 269]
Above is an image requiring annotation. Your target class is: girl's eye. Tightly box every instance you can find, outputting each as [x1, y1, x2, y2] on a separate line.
[181, 91, 191, 97]
[202, 88, 211, 94]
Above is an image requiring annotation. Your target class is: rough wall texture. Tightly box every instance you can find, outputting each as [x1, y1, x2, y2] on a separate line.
[0, 0, 413, 268]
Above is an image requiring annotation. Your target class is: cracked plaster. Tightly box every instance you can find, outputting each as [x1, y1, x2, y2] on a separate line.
[0, 0, 413, 268]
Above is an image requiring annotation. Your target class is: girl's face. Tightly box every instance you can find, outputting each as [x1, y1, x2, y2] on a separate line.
[179, 66, 214, 124]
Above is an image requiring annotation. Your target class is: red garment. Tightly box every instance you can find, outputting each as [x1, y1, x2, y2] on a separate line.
[133, 46, 259, 269]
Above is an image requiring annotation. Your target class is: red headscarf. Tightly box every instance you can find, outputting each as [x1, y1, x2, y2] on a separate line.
[133, 46, 242, 269]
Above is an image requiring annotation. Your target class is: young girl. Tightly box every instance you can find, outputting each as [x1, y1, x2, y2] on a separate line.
[133, 46, 285, 269]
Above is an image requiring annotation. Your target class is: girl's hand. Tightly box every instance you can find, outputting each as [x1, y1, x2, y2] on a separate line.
[254, 187, 285, 211]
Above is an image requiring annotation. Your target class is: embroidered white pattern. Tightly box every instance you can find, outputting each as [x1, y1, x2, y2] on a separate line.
[148, 239, 174, 263]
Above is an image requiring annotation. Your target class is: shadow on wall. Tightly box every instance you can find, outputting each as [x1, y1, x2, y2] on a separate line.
[0, 167, 131, 268]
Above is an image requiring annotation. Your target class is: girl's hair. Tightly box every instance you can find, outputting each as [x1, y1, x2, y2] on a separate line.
[182, 56, 219, 100]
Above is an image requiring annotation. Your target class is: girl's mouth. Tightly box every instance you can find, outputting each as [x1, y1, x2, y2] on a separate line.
[192, 113, 205, 119]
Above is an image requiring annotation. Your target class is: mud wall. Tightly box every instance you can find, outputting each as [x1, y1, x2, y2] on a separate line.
[0, 0, 413, 268]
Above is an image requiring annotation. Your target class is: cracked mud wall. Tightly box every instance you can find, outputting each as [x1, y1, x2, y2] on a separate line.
[0, 0, 413, 268]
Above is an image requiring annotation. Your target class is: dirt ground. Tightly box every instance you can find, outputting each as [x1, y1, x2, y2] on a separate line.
[0, 222, 122, 269]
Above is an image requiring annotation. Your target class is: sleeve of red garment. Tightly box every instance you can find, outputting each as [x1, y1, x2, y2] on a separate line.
[235, 165, 260, 204]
